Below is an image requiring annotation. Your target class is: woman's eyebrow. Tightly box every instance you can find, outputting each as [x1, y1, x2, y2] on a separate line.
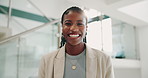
[64, 20, 84, 23]
[64, 20, 72, 22]
[77, 20, 85, 22]
[77, 20, 86, 23]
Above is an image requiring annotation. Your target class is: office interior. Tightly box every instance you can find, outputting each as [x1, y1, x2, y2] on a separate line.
[0, 0, 148, 78]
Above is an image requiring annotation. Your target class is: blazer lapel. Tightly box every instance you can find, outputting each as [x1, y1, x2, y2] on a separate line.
[53, 44, 97, 78]
[86, 45, 97, 78]
[54, 46, 65, 78]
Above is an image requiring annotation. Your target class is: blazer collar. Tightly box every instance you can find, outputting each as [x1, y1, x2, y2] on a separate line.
[54, 44, 97, 78]
[54, 45, 65, 78]
[55, 45, 65, 59]
[85, 44, 97, 78]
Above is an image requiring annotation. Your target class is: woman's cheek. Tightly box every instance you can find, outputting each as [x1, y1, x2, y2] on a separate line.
[62, 26, 69, 32]
[63, 26, 69, 29]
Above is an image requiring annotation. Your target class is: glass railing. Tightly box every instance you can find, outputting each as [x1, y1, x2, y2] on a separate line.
[0, 1, 61, 78]
[0, 23, 59, 78]
[0, 39, 18, 78]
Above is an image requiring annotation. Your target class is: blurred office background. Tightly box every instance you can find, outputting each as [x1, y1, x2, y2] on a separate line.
[0, 0, 148, 78]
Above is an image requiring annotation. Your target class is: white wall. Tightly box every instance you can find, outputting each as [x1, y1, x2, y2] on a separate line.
[137, 26, 148, 78]
[113, 59, 141, 78]
[114, 68, 140, 78]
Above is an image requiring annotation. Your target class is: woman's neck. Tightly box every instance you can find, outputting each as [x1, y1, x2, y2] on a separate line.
[65, 42, 85, 56]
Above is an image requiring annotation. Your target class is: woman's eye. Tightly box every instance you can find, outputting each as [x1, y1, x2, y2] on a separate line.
[77, 23, 84, 26]
[65, 23, 72, 26]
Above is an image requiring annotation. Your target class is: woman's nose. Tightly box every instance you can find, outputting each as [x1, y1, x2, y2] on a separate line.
[70, 25, 79, 31]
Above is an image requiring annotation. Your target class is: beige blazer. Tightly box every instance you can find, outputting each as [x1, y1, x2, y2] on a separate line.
[38, 44, 114, 78]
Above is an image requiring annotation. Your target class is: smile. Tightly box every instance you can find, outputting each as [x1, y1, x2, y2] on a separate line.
[68, 34, 80, 38]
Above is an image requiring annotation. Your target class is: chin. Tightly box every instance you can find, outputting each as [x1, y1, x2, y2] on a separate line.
[67, 41, 84, 46]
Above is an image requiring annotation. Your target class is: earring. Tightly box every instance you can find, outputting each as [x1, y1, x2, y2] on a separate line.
[83, 33, 87, 43]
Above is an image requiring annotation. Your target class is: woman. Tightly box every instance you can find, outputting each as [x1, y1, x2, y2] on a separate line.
[38, 6, 114, 78]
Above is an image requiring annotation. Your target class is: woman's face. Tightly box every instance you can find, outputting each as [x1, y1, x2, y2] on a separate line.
[62, 11, 87, 46]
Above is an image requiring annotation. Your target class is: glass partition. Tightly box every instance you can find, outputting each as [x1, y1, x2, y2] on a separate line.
[0, 39, 18, 78]
[0, 24, 59, 78]
[0, 0, 59, 78]
[111, 18, 137, 59]
[18, 24, 58, 78]
[84, 8, 138, 59]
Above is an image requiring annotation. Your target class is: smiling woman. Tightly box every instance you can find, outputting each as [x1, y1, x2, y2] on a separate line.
[60, 7, 88, 48]
[38, 6, 114, 78]
[62, 11, 87, 49]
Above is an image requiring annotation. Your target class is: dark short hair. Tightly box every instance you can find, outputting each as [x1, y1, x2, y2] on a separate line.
[61, 6, 87, 25]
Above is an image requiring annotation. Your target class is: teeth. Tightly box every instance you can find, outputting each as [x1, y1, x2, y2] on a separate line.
[69, 34, 79, 37]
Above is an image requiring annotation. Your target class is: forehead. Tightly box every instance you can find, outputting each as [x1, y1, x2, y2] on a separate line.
[63, 11, 86, 22]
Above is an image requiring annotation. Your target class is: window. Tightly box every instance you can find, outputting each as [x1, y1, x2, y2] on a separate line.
[84, 8, 112, 56]
[84, 8, 137, 59]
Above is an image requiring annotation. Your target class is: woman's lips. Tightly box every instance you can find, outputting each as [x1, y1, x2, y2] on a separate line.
[68, 34, 81, 38]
